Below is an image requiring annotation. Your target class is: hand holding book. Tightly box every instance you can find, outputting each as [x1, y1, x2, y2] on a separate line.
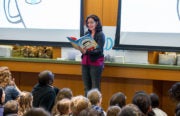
[67, 34, 98, 52]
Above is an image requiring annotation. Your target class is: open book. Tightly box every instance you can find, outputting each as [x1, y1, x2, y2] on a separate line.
[67, 34, 98, 51]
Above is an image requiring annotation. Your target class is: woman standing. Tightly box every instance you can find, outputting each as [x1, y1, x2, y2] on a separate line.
[80, 14, 105, 96]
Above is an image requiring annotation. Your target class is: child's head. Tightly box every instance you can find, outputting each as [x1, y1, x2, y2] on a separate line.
[132, 92, 151, 115]
[109, 92, 126, 108]
[18, 91, 33, 113]
[55, 88, 73, 102]
[4, 100, 19, 115]
[119, 104, 143, 116]
[106, 106, 121, 116]
[87, 89, 102, 106]
[0, 66, 12, 88]
[149, 93, 159, 108]
[70, 95, 91, 115]
[57, 98, 71, 115]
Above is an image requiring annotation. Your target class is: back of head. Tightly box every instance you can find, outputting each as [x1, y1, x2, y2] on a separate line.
[38, 70, 54, 85]
[0, 66, 12, 88]
[23, 108, 51, 116]
[70, 95, 91, 115]
[4, 100, 18, 115]
[18, 91, 33, 114]
[169, 82, 180, 102]
[119, 104, 144, 116]
[57, 98, 71, 115]
[149, 93, 159, 108]
[79, 108, 102, 116]
[87, 89, 102, 105]
[132, 92, 151, 115]
[55, 88, 73, 102]
[110, 92, 126, 108]
[107, 106, 121, 116]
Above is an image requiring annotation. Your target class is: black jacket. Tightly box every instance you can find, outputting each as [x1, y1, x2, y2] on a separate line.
[32, 84, 57, 112]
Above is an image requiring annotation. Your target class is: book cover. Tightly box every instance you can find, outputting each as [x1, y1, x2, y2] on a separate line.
[67, 34, 98, 51]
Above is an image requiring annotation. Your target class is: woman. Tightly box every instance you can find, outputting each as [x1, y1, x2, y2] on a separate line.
[80, 14, 105, 96]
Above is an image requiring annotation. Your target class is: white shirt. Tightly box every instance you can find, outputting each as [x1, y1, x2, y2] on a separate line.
[152, 108, 168, 116]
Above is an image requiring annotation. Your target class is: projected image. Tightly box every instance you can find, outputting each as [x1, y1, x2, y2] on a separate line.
[1, 0, 80, 29]
[119, 0, 180, 47]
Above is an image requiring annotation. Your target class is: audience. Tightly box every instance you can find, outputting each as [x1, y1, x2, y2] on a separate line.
[18, 91, 33, 116]
[70, 95, 91, 116]
[23, 108, 51, 116]
[4, 66, 180, 116]
[87, 89, 105, 116]
[32, 70, 59, 112]
[109, 92, 126, 108]
[119, 104, 144, 116]
[106, 106, 121, 116]
[3, 100, 18, 116]
[149, 93, 167, 116]
[0, 66, 21, 103]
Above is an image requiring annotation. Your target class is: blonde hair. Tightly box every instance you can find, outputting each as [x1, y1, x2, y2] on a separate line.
[87, 89, 102, 105]
[0, 66, 12, 88]
[56, 98, 71, 115]
[18, 91, 33, 116]
[70, 95, 91, 115]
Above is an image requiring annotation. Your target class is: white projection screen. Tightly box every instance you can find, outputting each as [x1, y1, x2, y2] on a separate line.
[0, 0, 84, 46]
[114, 0, 180, 51]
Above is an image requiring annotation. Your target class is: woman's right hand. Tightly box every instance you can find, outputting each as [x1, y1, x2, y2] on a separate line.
[79, 47, 86, 54]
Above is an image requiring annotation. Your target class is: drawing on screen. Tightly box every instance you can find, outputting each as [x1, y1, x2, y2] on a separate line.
[3, 0, 41, 28]
[177, 0, 180, 20]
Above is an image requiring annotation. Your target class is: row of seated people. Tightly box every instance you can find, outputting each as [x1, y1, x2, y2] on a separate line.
[0, 66, 180, 116]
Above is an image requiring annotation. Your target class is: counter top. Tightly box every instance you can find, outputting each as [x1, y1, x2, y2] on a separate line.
[0, 57, 180, 70]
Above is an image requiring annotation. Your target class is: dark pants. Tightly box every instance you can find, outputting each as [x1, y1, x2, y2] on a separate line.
[82, 65, 104, 96]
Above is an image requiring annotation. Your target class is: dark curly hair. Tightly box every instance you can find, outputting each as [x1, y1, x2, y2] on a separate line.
[169, 82, 180, 102]
[85, 14, 102, 33]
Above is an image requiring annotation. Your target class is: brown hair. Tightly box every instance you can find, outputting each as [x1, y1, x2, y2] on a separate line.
[56, 98, 71, 115]
[18, 91, 33, 116]
[107, 106, 121, 116]
[87, 89, 102, 105]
